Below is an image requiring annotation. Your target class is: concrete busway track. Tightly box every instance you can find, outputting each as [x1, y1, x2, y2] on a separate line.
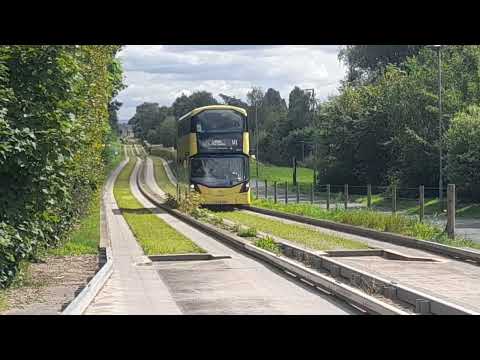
[84, 154, 181, 315]
[155, 156, 480, 314]
[236, 208, 480, 314]
[133, 156, 358, 314]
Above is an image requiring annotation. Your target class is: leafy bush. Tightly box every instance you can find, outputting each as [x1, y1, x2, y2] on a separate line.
[0, 46, 124, 288]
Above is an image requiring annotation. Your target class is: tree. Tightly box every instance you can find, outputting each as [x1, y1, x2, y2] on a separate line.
[287, 87, 313, 132]
[172, 91, 218, 118]
[446, 106, 480, 200]
[158, 116, 177, 147]
[339, 45, 424, 85]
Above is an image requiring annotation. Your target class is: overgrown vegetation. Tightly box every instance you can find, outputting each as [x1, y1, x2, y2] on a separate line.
[253, 199, 480, 249]
[113, 156, 204, 254]
[0, 46, 124, 288]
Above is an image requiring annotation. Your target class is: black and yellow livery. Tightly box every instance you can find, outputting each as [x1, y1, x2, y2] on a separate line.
[176, 105, 251, 205]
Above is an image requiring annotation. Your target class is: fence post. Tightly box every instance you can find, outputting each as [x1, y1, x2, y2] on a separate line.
[327, 184, 331, 211]
[274, 181, 277, 203]
[177, 183, 180, 201]
[265, 180, 268, 200]
[310, 183, 314, 204]
[255, 179, 258, 199]
[344, 184, 349, 210]
[367, 184, 372, 209]
[392, 185, 397, 214]
[285, 181, 288, 204]
[419, 185, 425, 222]
[296, 183, 300, 203]
[447, 184, 455, 239]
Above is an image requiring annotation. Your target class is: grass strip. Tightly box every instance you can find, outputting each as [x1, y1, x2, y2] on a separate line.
[252, 199, 480, 250]
[217, 210, 368, 251]
[113, 157, 204, 254]
[250, 159, 314, 183]
[151, 156, 177, 196]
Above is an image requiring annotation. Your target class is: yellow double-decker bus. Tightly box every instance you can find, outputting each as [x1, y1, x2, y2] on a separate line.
[176, 105, 251, 205]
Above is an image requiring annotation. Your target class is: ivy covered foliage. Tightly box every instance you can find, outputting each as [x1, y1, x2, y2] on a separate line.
[0, 46, 124, 287]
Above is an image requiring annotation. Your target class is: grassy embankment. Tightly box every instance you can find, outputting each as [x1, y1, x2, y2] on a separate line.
[252, 199, 480, 250]
[113, 152, 203, 254]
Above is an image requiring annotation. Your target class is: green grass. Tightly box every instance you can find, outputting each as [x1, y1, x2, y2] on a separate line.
[113, 157, 204, 254]
[252, 199, 480, 250]
[217, 210, 368, 251]
[151, 156, 177, 196]
[355, 193, 479, 219]
[254, 236, 281, 255]
[49, 190, 102, 256]
[237, 227, 258, 237]
[250, 159, 314, 183]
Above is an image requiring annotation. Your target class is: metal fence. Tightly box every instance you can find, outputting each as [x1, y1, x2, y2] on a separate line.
[252, 180, 463, 238]
[252, 180, 451, 217]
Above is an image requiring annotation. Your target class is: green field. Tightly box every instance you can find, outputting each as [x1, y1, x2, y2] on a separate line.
[250, 159, 314, 183]
[113, 155, 204, 255]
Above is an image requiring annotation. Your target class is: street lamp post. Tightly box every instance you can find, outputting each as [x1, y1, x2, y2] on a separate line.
[432, 45, 444, 210]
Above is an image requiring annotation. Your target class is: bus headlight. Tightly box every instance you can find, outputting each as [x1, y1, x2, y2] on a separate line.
[191, 184, 201, 193]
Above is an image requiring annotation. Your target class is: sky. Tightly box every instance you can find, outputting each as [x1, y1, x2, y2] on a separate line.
[115, 45, 347, 121]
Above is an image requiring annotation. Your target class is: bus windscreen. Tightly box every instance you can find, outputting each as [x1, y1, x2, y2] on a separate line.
[190, 156, 247, 187]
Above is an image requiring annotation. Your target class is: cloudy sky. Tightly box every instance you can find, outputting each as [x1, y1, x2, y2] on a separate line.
[115, 45, 347, 121]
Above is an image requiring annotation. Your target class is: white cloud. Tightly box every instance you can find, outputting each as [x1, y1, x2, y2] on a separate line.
[115, 45, 346, 120]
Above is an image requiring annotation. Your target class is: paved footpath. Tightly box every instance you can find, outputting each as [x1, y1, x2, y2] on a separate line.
[138, 158, 355, 314]
[85, 157, 181, 315]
